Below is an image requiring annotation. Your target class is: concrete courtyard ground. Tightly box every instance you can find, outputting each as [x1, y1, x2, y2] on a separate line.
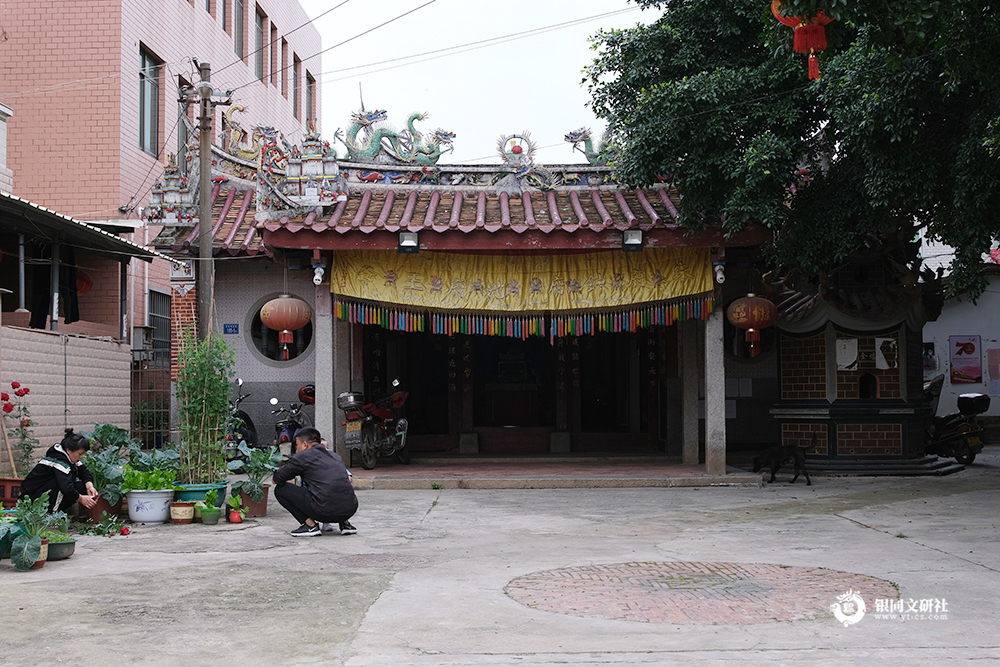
[1, 448, 999, 666]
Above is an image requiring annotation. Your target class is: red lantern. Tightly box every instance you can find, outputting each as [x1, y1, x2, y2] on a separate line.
[772, 0, 835, 80]
[76, 270, 93, 296]
[259, 295, 311, 360]
[726, 294, 777, 358]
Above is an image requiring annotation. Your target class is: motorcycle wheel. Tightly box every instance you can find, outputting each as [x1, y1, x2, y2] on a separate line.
[359, 428, 377, 470]
[955, 441, 976, 465]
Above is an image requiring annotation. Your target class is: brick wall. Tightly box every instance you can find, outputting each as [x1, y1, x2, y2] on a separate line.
[0, 325, 130, 476]
[780, 332, 827, 399]
[836, 423, 902, 456]
[835, 331, 901, 399]
[170, 284, 198, 382]
[782, 422, 829, 456]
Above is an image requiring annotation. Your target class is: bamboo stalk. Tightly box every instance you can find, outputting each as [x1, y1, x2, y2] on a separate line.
[1, 418, 17, 477]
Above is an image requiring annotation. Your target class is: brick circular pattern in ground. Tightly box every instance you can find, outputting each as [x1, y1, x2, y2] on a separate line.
[335, 553, 427, 569]
[505, 561, 898, 625]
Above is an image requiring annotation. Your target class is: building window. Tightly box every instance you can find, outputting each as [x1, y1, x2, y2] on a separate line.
[205, 0, 211, 12]
[149, 290, 172, 349]
[233, 0, 244, 59]
[281, 39, 288, 97]
[270, 24, 278, 86]
[293, 56, 301, 119]
[139, 48, 160, 155]
[306, 73, 315, 122]
[255, 9, 265, 82]
[221, 0, 227, 27]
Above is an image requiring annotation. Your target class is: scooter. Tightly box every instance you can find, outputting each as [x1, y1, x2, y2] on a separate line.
[271, 384, 314, 456]
[923, 374, 988, 465]
[225, 378, 258, 466]
[337, 379, 410, 470]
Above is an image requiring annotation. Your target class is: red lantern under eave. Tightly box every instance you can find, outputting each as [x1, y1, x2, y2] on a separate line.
[76, 270, 93, 296]
[260, 295, 312, 360]
[726, 294, 777, 358]
[772, 0, 835, 80]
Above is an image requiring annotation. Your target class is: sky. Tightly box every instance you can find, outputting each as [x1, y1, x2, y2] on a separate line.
[297, 0, 655, 165]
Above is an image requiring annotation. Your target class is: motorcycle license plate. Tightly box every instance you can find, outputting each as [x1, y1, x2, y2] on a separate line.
[967, 436, 981, 448]
[346, 421, 361, 432]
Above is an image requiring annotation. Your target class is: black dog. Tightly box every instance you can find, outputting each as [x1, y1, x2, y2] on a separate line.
[752, 445, 812, 485]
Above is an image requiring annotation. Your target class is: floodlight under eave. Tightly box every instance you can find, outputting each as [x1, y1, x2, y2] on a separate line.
[398, 231, 420, 253]
[622, 229, 643, 252]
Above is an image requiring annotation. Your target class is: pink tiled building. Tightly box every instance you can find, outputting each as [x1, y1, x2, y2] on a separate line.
[1, 0, 321, 338]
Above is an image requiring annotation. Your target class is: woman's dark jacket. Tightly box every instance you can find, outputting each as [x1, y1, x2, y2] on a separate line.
[20, 444, 94, 511]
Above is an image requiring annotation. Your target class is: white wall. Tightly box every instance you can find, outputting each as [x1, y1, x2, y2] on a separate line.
[922, 272, 1000, 417]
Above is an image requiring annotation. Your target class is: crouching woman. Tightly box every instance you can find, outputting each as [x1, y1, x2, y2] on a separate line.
[20, 428, 99, 512]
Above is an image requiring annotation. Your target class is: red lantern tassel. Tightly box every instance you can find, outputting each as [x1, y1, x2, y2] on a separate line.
[808, 54, 820, 80]
[746, 329, 761, 358]
[794, 24, 827, 54]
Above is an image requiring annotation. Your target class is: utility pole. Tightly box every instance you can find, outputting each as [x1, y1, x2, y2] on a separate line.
[196, 61, 214, 341]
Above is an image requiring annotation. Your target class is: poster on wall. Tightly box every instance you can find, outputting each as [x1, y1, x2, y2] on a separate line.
[875, 337, 899, 369]
[923, 343, 939, 374]
[949, 335, 982, 384]
[987, 347, 1000, 396]
[836, 338, 858, 370]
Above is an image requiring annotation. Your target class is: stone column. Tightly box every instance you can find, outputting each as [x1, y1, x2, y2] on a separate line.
[331, 316, 352, 461]
[680, 319, 700, 465]
[313, 285, 334, 452]
[704, 310, 727, 476]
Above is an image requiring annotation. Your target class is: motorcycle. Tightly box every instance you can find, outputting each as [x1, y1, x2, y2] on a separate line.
[337, 379, 410, 470]
[225, 378, 258, 467]
[923, 374, 989, 464]
[271, 384, 314, 456]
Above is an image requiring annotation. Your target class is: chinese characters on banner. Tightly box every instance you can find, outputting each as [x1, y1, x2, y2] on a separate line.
[949, 335, 982, 384]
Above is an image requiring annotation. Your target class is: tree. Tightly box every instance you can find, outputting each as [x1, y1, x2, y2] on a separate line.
[585, 0, 1000, 298]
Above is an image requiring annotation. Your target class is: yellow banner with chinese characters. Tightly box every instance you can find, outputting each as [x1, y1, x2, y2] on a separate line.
[330, 248, 712, 313]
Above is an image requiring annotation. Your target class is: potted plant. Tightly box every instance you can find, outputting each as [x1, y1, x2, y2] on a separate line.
[226, 495, 246, 523]
[169, 500, 196, 524]
[228, 442, 281, 518]
[174, 328, 234, 500]
[0, 491, 64, 570]
[80, 446, 127, 523]
[121, 465, 179, 525]
[40, 528, 76, 561]
[195, 489, 222, 525]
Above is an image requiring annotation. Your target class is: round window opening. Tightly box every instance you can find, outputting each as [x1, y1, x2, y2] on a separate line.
[249, 298, 313, 362]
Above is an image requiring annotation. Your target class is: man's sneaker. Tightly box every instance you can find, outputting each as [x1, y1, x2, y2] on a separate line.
[339, 521, 357, 535]
[320, 523, 335, 533]
[290, 523, 321, 537]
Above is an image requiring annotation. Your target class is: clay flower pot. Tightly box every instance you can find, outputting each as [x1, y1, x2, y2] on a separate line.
[169, 501, 196, 524]
[29, 537, 49, 570]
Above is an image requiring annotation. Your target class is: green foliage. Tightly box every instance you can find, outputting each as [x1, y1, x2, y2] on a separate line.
[194, 489, 220, 511]
[228, 442, 281, 503]
[8, 491, 58, 570]
[75, 511, 127, 537]
[120, 465, 178, 492]
[126, 441, 181, 474]
[82, 447, 127, 505]
[81, 423, 142, 456]
[3, 381, 39, 472]
[175, 328, 235, 484]
[40, 529, 75, 543]
[585, 0, 1000, 298]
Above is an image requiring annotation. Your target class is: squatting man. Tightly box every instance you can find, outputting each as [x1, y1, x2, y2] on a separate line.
[272, 427, 358, 537]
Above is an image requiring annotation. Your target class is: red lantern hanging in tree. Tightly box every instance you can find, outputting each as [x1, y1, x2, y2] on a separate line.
[259, 294, 312, 360]
[726, 294, 777, 358]
[772, 0, 835, 80]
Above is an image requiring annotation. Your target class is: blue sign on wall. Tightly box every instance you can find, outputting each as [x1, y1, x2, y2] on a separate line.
[223, 323, 239, 335]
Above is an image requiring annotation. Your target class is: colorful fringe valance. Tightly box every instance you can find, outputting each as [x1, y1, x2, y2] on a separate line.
[334, 295, 716, 342]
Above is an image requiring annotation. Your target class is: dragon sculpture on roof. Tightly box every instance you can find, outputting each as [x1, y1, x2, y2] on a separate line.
[564, 127, 619, 166]
[340, 109, 455, 165]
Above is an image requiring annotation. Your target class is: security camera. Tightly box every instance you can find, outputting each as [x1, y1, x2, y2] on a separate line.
[313, 266, 325, 285]
[714, 264, 725, 284]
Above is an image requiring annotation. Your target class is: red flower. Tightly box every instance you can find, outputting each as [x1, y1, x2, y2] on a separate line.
[2, 403, 12, 414]
[20, 418, 30, 427]
[21, 387, 29, 395]
[120, 527, 130, 536]
[10, 382, 19, 389]
[13, 388, 26, 397]
[1, 393, 7, 401]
